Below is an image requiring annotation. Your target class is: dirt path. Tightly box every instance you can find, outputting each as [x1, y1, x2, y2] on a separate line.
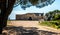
[7, 21, 60, 34]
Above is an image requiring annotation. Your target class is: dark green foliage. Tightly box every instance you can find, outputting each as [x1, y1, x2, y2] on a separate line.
[41, 0, 47, 2]
[53, 14, 60, 20]
[45, 10, 60, 21]
[29, 0, 39, 5]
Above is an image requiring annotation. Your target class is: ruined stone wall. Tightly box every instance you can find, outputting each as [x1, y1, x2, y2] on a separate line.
[16, 13, 44, 20]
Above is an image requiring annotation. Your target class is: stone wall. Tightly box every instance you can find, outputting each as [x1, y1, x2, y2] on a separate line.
[16, 13, 44, 20]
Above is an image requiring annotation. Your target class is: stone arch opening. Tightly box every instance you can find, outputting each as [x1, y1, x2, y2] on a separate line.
[28, 17, 32, 20]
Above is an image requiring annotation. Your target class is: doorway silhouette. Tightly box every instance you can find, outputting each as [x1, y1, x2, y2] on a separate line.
[28, 17, 32, 20]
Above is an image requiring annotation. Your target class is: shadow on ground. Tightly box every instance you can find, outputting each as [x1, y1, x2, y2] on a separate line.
[2, 26, 60, 35]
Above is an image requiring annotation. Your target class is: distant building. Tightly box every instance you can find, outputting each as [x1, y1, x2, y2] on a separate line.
[16, 13, 44, 20]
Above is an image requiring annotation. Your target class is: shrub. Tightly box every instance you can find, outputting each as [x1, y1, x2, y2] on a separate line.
[39, 21, 60, 29]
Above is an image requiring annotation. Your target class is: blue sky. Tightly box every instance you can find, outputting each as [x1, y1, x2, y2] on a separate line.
[9, 0, 60, 19]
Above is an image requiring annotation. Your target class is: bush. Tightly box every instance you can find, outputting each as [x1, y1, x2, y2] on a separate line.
[39, 21, 60, 29]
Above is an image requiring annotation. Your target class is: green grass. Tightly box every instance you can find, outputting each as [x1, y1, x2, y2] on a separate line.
[39, 21, 60, 29]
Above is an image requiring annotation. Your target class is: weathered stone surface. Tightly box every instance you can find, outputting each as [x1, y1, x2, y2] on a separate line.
[16, 13, 44, 20]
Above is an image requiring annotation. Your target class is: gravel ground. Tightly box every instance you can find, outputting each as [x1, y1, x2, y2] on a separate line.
[2, 21, 60, 35]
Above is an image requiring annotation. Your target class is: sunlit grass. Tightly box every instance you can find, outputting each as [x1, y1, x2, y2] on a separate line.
[39, 21, 60, 29]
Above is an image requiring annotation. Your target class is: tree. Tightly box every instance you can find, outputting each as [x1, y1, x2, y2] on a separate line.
[0, 0, 55, 34]
[0, 0, 15, 34]
[53, 14, 60, 20]
[45, 10, 60, 21]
